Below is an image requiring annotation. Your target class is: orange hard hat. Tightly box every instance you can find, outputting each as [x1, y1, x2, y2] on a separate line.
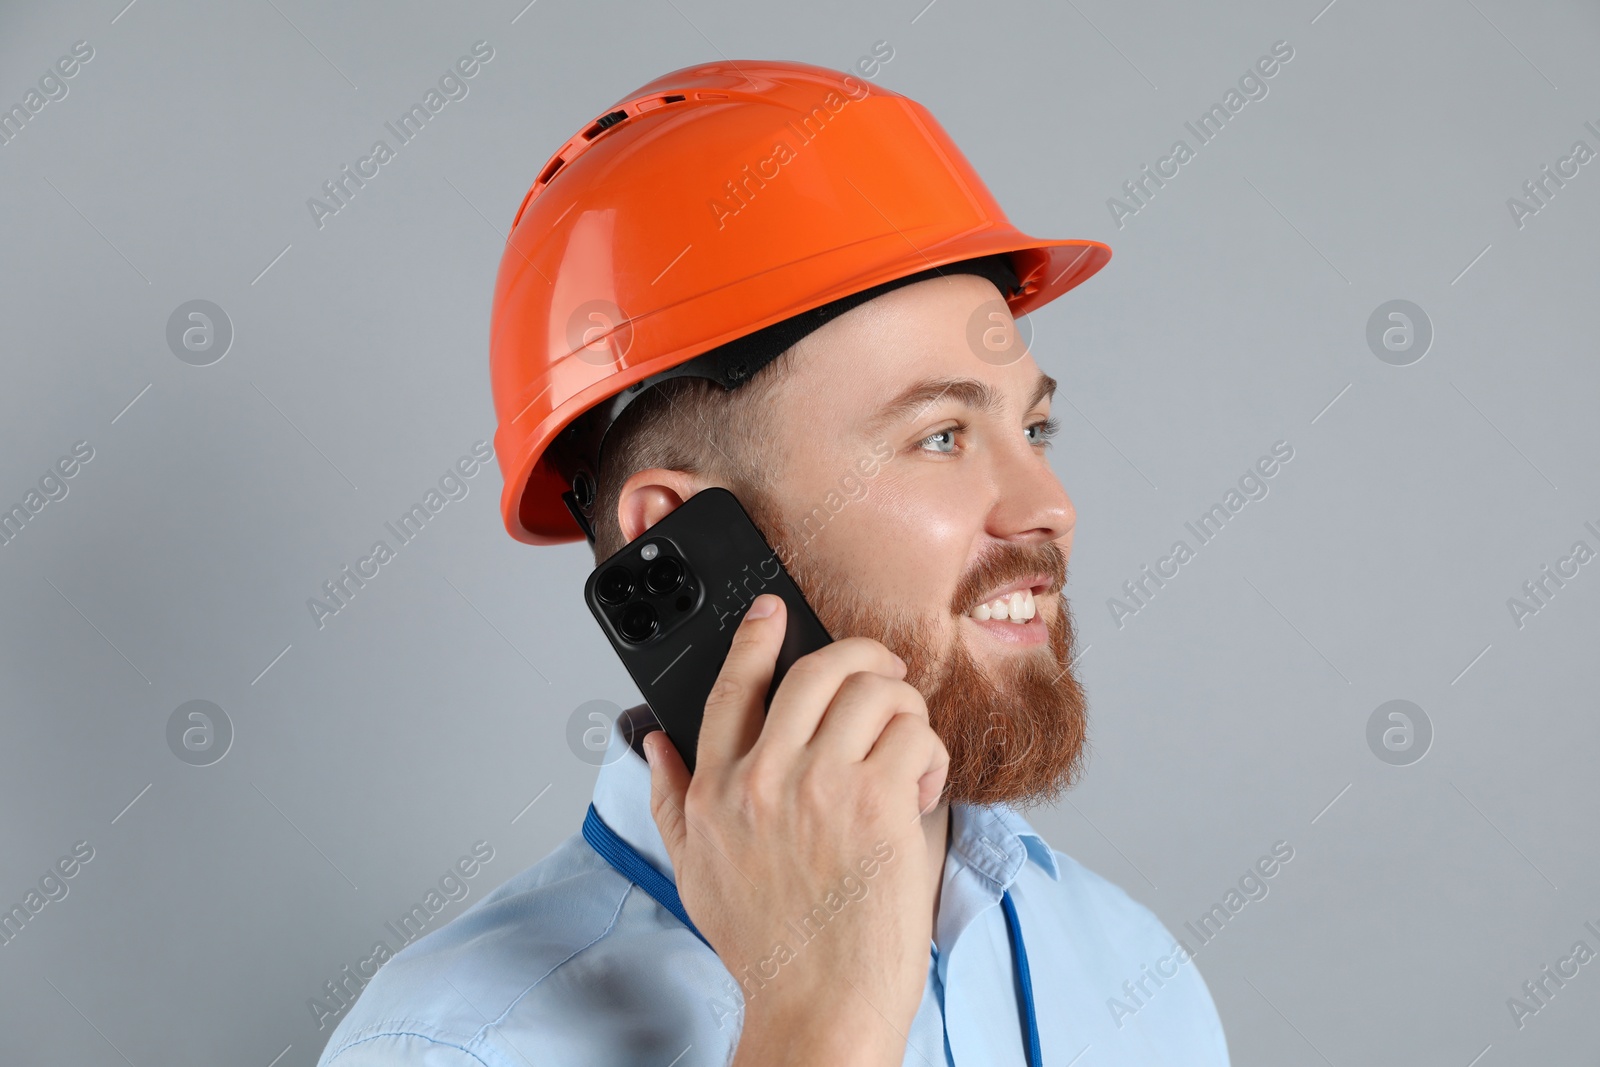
[490, 59, 1111, 545]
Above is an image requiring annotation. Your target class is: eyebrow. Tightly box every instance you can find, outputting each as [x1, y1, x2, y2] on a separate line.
[865, 372, 1057, 436]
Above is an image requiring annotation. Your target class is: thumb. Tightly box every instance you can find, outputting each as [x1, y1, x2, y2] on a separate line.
[644, 730, 692, 861]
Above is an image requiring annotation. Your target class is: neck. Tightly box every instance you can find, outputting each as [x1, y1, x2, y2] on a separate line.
[923, 802, 951, 940]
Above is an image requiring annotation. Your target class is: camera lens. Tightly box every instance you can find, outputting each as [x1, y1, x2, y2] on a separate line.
[644, 556, 685, 595]
[596, 566, 635, 605]
[618, 602, 658, 642]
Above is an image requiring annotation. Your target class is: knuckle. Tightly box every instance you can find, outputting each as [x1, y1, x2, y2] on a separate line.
[882, 708, 914, 731]
[728, 623, 765, 654]
[806, 636, 861, 664]
[836, 669, 879, 700]
[678, 783, 708, 826]
[704, 673, 744, 711]
[795, 763, 835, 809]
[733, 786, 764, 828]
[898, 710, 940, 750]
[739, 758, 784, 812]
[779, 653, 829, 687]
[895, 679, 930, 716]
[886, 709, 925, 741]
[837, 635, 892, 662]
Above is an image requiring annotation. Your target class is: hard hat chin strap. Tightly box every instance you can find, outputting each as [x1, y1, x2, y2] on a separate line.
[553, 253, 1020, 546]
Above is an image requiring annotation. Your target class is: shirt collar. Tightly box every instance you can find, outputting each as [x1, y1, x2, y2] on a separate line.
[590, 703, 676, 877]
[948, 800, 1060, 887]
[591, 703, 1061, 887]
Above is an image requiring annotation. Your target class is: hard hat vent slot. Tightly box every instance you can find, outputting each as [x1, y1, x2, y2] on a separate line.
[585, 110, 629, 139]
[538, 156, 564, 185]
[662, 94, 686, 103]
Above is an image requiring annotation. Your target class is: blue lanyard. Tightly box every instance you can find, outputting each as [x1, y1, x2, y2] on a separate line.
[583, 803, 1042, 1067]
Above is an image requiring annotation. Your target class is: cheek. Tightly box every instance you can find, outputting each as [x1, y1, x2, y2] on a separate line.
[812, 471, 974, 613]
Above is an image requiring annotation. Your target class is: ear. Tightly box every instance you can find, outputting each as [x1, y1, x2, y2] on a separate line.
[616, 468, 706, 543]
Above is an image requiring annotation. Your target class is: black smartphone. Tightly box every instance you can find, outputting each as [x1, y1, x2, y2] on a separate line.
[583, 487, 833, 773]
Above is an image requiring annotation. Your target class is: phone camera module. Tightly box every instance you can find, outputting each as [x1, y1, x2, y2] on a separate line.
[618, 602, 659, 642]
[644, 557, 685, 595]
[596, 566, 635, 605]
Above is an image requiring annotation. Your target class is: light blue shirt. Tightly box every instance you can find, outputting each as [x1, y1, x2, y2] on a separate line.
[318, 705, 1230, 1065]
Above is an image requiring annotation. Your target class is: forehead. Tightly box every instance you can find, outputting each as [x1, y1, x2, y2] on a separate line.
[772, 272, 1044, 430]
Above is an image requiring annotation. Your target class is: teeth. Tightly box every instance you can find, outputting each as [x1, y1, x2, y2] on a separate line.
[967, 588, 1037, 624]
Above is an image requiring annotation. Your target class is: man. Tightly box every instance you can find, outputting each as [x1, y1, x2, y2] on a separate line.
[318, 59, 1229, 1065]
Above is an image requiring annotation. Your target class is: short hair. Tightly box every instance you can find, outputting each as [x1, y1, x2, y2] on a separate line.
[586, 355, 793, 561]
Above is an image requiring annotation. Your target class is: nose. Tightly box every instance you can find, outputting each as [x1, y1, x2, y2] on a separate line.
[984, 436, 1076, 547]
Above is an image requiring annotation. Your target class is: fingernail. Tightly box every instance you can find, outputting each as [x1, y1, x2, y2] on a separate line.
[642, 734, 656, 767]
[746, 594, 778, 620]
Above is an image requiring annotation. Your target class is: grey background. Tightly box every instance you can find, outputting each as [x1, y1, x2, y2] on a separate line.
[2, 0, 1596, 1063]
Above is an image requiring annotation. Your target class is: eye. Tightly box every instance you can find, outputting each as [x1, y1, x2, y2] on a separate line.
[1026, 416, 1059, 446]
[917, 425, 961, 453]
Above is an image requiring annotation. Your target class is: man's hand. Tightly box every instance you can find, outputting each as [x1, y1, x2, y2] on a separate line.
[644, 593, 949, 1067]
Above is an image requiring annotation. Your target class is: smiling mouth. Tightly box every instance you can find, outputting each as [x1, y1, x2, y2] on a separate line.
[966, 588, 1036, 623]
[960, 598, 1049, 646]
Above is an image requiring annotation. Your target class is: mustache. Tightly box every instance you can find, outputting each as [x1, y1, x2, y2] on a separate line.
[949, 540, 1067, 614]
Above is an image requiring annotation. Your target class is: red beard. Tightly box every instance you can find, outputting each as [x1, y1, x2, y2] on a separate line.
[768, 527, 1089, 809]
